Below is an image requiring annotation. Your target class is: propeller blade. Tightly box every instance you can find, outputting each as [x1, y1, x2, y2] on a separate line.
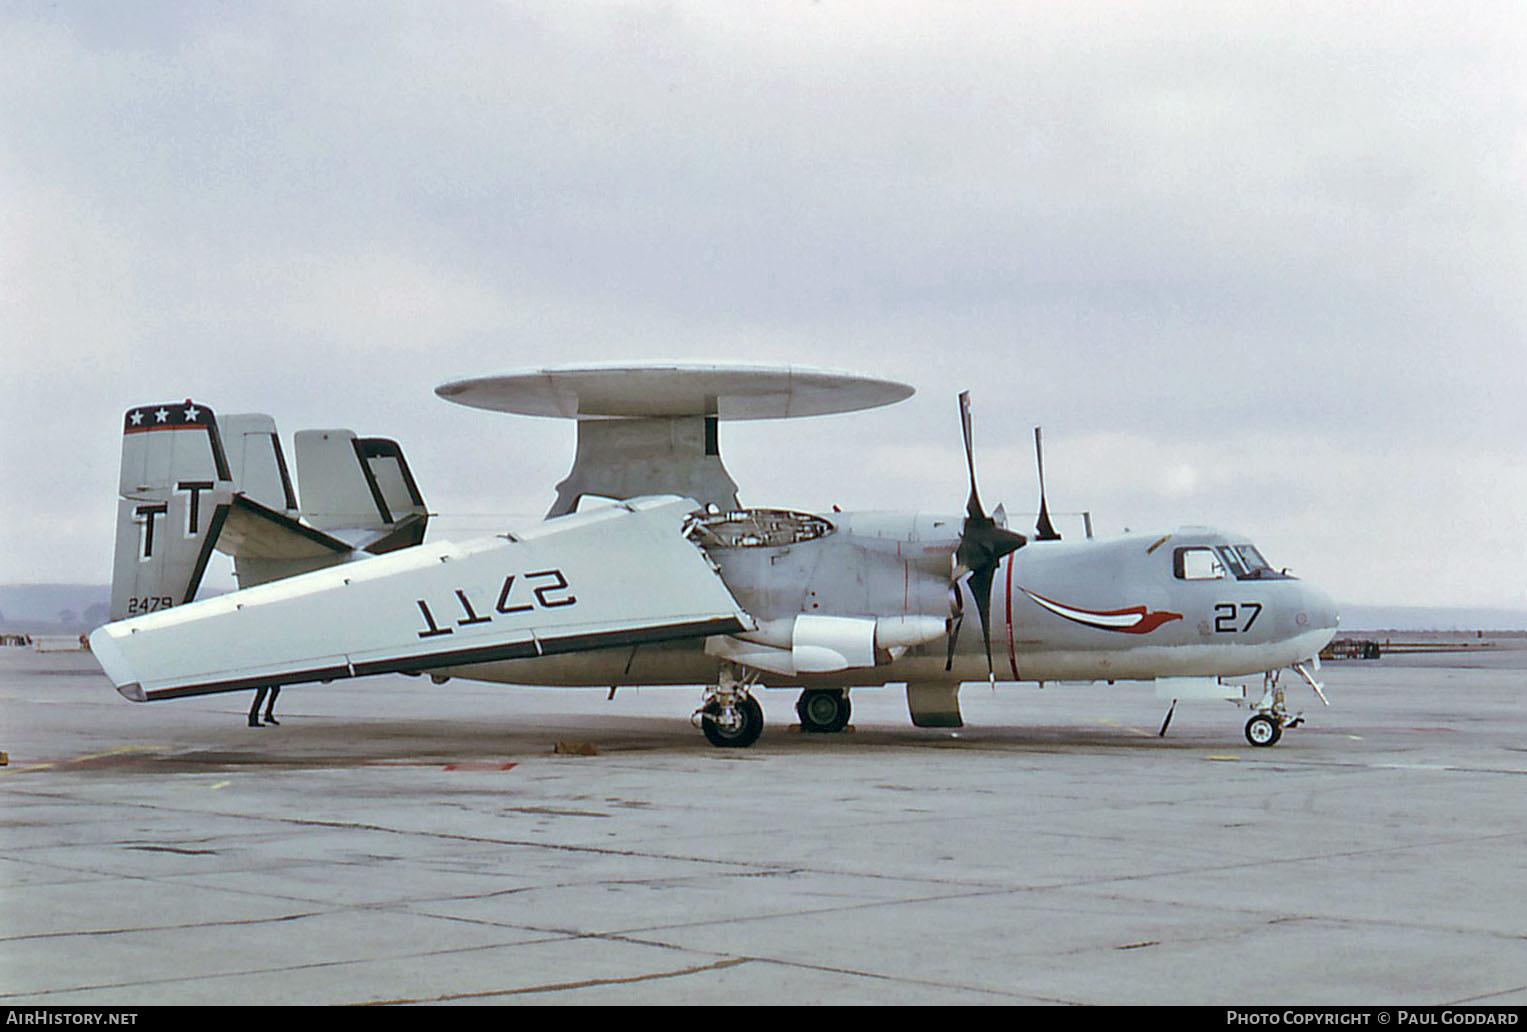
[944, 612, 963, 671]
[959, 391, 983, 519]
[968, 562, 999, 679]
[944, 581, 965, 671]
[1034, 426, 1061, 541]
[948, 392, 1027, 678]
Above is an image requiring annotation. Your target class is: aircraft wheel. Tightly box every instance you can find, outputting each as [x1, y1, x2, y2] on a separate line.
[796, 689, 851, 733]
[702, 695, 764, 748]
[1245, 713, 1282, 747]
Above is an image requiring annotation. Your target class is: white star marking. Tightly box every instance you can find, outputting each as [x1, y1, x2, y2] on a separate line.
[129, 410, 144, 425]
[184, 405, 200, 421]
[154, 408, 169, 422]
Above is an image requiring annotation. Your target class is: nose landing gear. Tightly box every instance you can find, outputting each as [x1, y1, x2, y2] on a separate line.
[1245, 662, 1327, 746]
[1246, 669, 1294, 747]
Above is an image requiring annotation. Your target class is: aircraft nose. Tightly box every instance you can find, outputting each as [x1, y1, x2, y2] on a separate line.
[1299, 584, 1340, 634]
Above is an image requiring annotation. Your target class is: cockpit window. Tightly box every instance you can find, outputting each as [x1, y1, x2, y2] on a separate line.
[1174, 547, 1226, 580]
[1215, 547, 1249, 578]
[1216, 544, 1292, 580]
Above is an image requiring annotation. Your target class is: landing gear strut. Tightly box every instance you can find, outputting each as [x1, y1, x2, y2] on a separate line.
[694, 663, 764, 748]
[1244, 668, 1308, 747]
[796, 688, 851, 733]
[1243, 661, 1333, 747]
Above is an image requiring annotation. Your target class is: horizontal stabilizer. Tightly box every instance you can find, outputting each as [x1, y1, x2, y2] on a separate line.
[219, 496, 352, 560]
[219, 495, 357, 586]
[91, 496, 751, 701]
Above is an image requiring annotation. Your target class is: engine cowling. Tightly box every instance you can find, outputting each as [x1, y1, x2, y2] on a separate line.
[706, 613, 946, 676]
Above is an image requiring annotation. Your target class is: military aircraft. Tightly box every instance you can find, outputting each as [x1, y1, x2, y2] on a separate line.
[90, 363, 1340, 748]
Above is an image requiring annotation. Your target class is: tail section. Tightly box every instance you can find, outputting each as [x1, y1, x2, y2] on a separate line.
[220, 414, 299, 516]
[106, 402, 431, 618]
[215, 414, 352, 587]
[357, 437, 428, 548]
[110, 402, 235, 620]
[294, 430, 428, 553]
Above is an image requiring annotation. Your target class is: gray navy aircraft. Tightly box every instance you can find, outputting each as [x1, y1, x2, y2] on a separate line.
[91, 363, 1340, 748]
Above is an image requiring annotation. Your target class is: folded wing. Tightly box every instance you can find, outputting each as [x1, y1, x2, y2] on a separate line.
[91, 496, 751, 702]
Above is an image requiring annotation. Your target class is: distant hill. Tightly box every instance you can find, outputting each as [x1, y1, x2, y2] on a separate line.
[1334, 605, 1527, 632]
[0, 584, 111, 633]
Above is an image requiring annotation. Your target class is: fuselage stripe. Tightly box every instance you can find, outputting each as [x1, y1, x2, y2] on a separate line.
[1005, 552, 1019, 680]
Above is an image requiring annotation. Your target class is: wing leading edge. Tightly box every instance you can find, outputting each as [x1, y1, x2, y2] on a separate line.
[91, 496, 751, 702]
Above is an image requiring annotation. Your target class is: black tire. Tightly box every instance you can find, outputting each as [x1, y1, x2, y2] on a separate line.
[1245, 713, 1282, 747]
[702, 695, 764, 748]
[796, 689, 851, 733]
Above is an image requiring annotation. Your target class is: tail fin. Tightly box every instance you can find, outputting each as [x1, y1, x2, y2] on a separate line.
[108, 405, 432, 613]
[220, 414, 299, 516]
[109, 402, 234, 621]
[295, 430, 428, 552]
[358, 438, 428, 539]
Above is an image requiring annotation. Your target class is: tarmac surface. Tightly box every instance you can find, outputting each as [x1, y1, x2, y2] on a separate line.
[2, 639, 1524, 1006]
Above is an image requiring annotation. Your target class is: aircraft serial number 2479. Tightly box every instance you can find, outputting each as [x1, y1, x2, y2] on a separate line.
[414, 569, 578, 638]
[125, 596, 177, 615]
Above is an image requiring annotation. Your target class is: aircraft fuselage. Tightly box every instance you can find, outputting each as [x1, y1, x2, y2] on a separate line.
[432, 512, 1339, 690]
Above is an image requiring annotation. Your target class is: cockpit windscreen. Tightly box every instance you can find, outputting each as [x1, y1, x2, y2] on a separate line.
[1218, 543, 1290, 580]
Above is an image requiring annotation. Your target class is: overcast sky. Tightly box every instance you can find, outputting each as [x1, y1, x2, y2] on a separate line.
[3, 1, 1523, 611]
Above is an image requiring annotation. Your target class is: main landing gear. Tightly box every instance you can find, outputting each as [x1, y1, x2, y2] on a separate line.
[693, 669, 856, 747]
[694, 662, 764, 748]
[795, 688, 851, 734]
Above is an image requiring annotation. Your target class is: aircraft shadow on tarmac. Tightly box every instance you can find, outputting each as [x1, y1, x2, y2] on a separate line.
[33, 711, 1258, 776]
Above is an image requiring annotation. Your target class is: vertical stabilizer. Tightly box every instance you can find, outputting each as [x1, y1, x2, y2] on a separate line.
[358, 438, 426, 525]
[221, 413, 299, 516]
[295, 429, 429, 551]
[110, 402, 234, 621]
[295, 429, 390, 531]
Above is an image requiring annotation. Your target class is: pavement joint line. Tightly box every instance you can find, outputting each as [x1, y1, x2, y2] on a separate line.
[364, 955, 756, 1004]
[0, 929, 603, 1003]
[1448, 983, 1527, 1006]
[701, 952, 1077, 1005]
[0, 909, 331, 945]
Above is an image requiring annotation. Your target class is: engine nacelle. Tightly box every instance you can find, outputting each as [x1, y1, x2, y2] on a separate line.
[707, 613, 946, 676]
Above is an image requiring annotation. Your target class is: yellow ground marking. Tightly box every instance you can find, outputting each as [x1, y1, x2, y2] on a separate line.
[1095, 718, 1155, 737]
[0, 744, 169, 776]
